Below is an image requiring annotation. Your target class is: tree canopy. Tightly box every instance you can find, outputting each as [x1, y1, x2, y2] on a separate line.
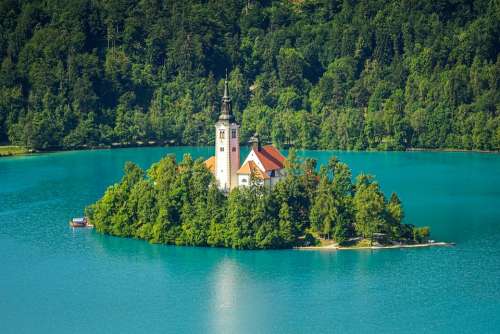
[1, 0, 498, 151]
[86, 152, 425, 249]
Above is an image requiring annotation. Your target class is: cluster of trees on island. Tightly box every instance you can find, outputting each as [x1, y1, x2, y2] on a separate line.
[86, 152, 430, 249]
[0, 0, 499, 151]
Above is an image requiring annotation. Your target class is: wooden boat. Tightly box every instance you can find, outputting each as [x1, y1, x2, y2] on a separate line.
[69, 217, 93, 228]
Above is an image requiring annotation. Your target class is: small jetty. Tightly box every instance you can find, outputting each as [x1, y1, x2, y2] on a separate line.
[69, 217, 93, 228]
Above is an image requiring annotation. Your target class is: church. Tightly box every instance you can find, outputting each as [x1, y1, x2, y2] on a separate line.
[204, 77, 286, 191]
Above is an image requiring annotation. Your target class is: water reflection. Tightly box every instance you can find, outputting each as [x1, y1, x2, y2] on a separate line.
[211, 258, 240, 332]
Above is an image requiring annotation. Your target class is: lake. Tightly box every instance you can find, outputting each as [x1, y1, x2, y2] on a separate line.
[1, 147, 499, 333]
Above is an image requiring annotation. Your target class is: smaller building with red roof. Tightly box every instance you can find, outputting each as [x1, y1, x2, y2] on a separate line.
[203, 79, 286, 191]
[237, 133, 286, 187]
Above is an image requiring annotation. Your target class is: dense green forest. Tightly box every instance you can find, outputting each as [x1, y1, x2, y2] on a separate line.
[86, 152, 429, 249]
[0, 0, 499, 151]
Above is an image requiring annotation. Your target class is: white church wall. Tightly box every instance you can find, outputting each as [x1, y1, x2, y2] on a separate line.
[214, 122, 240, 191]
[238, 174, 249, 187]
[215, 124, 230, 190]
[237, 174, 266, 187]
[242, 149, 266, 172]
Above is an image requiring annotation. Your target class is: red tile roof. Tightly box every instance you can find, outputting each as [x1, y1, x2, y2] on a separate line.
[204, 145, 285, 178]
[237, 160, 270, 179]
[253, 145, 285, 171]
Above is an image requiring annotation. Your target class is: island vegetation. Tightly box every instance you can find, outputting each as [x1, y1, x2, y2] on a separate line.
[86, 151, 430, 249]
[1, 0, 499, 152]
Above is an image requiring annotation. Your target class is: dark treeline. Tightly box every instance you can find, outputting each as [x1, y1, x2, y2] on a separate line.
[86, 151, 429, 249]
[0, 0, 499, 151]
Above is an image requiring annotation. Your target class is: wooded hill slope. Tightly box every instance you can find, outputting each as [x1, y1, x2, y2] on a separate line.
[0, 0, 499, 150]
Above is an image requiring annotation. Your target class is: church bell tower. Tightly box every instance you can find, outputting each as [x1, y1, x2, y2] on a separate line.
[214, 73, 240, 191]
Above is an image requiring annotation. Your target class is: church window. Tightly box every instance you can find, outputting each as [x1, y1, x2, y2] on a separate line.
[232, 147, 236, 152]
[220, 147, 224, 152]
[231, 129, 237, 138]
[219, 130, 225, 139]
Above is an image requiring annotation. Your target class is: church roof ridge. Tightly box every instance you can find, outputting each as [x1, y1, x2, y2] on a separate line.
[252, 145, 286, 171]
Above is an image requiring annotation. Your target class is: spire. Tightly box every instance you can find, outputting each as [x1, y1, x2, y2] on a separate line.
[219, 68, 233, 122]
[223, 69, 229, 99]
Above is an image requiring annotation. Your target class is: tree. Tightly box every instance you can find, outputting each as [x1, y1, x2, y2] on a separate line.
[278, 202, 295, 246]
[309, 167, 334, 239]
[277, 47, 306, 88]
[353, 174, 386, 244]
[385, 192, 404, 238]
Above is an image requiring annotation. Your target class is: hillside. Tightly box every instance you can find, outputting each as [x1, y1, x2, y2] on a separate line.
[0, 0, 498, 150]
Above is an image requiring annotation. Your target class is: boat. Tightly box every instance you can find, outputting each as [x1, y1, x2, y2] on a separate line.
[69, 217, 93, 228]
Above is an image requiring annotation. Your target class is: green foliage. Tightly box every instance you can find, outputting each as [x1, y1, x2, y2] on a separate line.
[353, 175, 386, 242]
[413, 226, 431, 243]
[0, 0, 498, 151]
[0, 145, 28, 156]
[87, 153, 428, 249]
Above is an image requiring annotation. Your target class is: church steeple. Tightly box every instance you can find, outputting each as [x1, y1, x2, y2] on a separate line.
[219, 70, 233, 121]
[223, 71, 229, 100]
[214, 69, 240, 191]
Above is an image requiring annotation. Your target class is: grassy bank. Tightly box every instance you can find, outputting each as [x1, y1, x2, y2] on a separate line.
[0, 141, 173, 158]
[0, 146, 30, 157]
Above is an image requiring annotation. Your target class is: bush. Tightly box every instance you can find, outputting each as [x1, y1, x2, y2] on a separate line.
[413, 227, 430, 243]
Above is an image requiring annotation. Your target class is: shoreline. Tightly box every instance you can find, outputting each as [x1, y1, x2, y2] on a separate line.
[405, 148, 498, 154]
[0, 141, 181, 158]
[1, 142, 497, 159]
[0, 146, 32, 157]
[295, 241, 455, 251]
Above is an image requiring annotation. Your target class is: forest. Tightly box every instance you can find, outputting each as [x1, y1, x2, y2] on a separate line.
[85, 151, 429, 249]
[0, 0, 499, 151]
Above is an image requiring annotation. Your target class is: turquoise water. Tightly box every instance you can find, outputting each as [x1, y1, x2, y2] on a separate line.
[1, 147, 499, 333]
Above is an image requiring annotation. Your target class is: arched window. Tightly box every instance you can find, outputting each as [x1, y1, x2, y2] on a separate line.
[219, 130, 225, 139]
[231, 129, 237, 138]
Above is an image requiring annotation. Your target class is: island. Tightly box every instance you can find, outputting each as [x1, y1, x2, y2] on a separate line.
[85, 80, 449, 251]
[85, 151, 444, 250]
